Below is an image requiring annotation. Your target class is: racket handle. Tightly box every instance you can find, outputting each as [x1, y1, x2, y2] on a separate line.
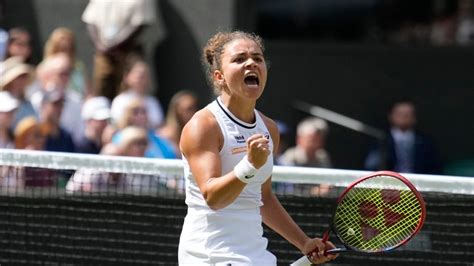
[290, 255, 312, 266]
[291, 247, 346, 266]
[291, 231, 341, 265]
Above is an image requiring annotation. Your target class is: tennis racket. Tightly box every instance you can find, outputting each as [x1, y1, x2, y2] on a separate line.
[291, 170, 426, 265]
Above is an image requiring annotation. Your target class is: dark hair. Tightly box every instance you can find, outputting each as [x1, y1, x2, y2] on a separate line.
[388, 97, 416, 114]
[202, 31, 265, 94]
[119, 54, 147, 93]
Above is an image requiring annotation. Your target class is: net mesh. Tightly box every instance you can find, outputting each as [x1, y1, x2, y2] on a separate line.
[0, 149, 473, 265]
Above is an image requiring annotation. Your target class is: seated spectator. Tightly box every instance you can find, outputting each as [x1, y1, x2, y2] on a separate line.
[5, 27, 32, 63]
[112, 97, 176, 159]
[277, 117, 332, 196]
[3, 116, 46, 190]
[0, 56, 37, 129]
[43, 27, 90, 98]
[157, 90, 199, 157]
[14, 116, 45, 150]
[279, 117, 332, 168]
[75, 96, 111, 154]
[38, 89, 75, 152]
[66, 127, 153, 194]
[28, 53, 84, 142]
[111, 57, 164, 129]
[364, 99, 441, 174]
[0, 91, 19, 148]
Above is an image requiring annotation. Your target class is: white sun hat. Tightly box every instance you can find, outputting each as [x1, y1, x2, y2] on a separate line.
[0, 91, 19, 112]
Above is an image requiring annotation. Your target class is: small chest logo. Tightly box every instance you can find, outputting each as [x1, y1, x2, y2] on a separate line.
[234, 135, 246, 144]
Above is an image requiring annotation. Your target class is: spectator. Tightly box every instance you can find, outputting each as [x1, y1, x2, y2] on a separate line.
[110, 57, 164, 129]
[0, 91, 19, 148]
[66, 127, 151, 194]
[0, 92, 21, 191]
[38, 89, 75, 153]
[277, 117, 332, 196]
[43, 27, 90, 98]
[0, 56, 37, 129]
[5, 27, 32, 63]
[14, 116, 45, 150]
[279, 117, 332, 168]
[112, 97, 176, 159]
[13, 116, 56, 187]
[364, 99, 441, 174]
[157, 90, 199, 156]
[82, 0, 157, 100]
[29, 53, 84, 141]
[75, 96, 111, 154]
[455, 0, 474, 45]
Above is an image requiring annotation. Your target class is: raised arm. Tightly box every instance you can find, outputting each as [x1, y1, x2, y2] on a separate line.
[180, 110, 244, 210]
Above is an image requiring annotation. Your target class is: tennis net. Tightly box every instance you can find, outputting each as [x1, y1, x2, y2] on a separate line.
[0, 149, 472, 265]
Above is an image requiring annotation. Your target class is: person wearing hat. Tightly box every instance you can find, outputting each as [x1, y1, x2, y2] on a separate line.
[0, 56, 37, 129]
[75, 96, 111, 154]
[39, 88, 75, 153]
[0, 91, 19, 148]
[14, 116, 45, 150]
[0, 92, 22, 190]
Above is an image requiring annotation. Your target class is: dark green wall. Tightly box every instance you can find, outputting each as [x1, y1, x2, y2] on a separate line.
[259, 42, 474, 170]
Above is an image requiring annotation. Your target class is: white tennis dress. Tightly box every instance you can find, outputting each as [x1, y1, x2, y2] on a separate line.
[178, 97, 277, 265]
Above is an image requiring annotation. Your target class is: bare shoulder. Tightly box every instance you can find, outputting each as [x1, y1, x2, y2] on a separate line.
[258, 111, 280, 137]
[180, 108, 222, 156]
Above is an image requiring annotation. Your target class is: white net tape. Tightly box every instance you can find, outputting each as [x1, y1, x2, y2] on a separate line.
[1, 149, 473, 195]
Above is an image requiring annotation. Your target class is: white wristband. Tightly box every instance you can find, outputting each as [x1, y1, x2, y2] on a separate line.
[234, 155, 258, 183]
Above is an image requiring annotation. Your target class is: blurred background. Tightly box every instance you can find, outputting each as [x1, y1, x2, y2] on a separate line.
[1, 0, 473, 173]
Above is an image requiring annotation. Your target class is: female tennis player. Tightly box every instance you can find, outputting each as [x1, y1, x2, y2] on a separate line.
[178, 31, 338, 265]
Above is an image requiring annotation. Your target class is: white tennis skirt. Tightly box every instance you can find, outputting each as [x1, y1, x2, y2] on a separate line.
[178, 207, 277, 265]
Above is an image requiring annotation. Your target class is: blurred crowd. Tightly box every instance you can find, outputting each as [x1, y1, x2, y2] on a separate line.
[0, 0, 444, 194]
[0, 0, 203, 193]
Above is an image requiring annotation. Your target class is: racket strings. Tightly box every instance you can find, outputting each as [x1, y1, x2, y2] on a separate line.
[333, 175, 423, 252]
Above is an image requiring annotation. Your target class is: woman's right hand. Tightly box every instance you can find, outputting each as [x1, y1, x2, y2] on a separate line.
[246, 134, 270, 169]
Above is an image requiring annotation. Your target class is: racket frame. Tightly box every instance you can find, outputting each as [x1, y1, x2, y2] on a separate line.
[329, 170, 426, 253]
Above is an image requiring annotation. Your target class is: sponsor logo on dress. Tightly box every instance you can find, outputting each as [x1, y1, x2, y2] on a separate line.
[231, 146, 247, 154]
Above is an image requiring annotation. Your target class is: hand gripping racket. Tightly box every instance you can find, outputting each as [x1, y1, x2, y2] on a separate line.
[291, 171, 426, 265]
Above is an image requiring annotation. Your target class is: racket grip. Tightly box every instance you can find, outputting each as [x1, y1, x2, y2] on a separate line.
[292, 230, 334, 265]
[290, 255, 312, 266]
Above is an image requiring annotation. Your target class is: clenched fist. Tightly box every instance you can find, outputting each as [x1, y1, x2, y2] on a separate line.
[246, 134, 270, 169]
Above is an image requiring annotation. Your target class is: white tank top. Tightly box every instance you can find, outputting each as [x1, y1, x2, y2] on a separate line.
[183, 97, 274, 210]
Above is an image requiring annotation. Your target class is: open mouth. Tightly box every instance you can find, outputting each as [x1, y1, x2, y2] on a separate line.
[244, 74, 259, 87]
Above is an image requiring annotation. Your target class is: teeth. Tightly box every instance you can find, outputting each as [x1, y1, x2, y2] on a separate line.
[245, 72, 258, 78]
